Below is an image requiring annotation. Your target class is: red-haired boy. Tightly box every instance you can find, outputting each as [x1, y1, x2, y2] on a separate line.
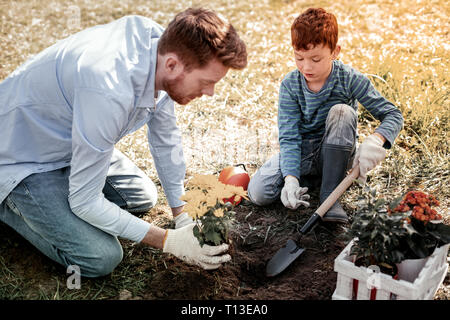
[248, 8, 403, 223]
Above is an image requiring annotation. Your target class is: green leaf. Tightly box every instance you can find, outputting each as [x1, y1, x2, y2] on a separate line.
[405, 235, 430, 258]
[389, 195, 404, 211]
[391, 250, 404, 264]
[370, 230, 378, 239]
[403, 222, 417, 236]
[193, 225, 201, 238]
[374, 198, 386, 209]
[426, 223, 450, 244]
[193, 225, 205, 247]
[204, 229, 223, 246]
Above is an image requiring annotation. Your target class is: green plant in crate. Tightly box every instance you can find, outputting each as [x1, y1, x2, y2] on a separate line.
[344, 187, 414, 276]
[180, 174, 248, 247]
[345, 188, 450, 276]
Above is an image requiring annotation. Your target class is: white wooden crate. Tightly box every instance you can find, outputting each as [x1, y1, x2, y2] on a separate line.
[332, 239, 449, 300]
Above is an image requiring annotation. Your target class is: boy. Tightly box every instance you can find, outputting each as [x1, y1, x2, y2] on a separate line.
[247, 8, 403, 223]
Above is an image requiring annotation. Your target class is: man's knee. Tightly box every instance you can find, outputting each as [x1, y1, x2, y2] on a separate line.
[72, 239, 124, 278]
[90, 247, 123, 277]
[126, 177, 158, 213]
[105, 174, 158, 214]
[106, 149, 158, 213]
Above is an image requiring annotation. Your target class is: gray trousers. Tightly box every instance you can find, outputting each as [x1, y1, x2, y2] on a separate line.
[247, 104, 358, 206]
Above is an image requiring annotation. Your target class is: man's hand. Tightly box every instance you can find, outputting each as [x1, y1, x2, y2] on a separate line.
[352, 133, 386, 184]
[280, 175, 310, 210]
[163, 224, 231, 270]
[174, 212, 194, 229]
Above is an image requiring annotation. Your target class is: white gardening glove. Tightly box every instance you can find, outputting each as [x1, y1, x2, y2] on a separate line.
[163, 224, 231, 270]
[280, 175, 310, 210]
[174, 212, 194, 229]
[352, 134, 386, 184]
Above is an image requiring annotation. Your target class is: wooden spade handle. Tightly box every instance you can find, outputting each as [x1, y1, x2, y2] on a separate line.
[315, 165, 360, 218]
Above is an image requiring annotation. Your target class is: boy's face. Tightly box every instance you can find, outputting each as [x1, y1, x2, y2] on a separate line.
[293, 43, 340, 88]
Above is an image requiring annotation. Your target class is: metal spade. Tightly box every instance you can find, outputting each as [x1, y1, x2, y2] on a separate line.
[266, 165, 360, 277]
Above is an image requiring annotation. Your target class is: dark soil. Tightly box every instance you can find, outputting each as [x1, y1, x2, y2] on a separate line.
[0, 192, 348, 300]
[140, 194, 349, 300]
[2, 190, 448, 300]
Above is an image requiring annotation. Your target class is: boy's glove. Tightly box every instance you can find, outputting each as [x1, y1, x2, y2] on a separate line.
[163, 224, 231, 270]
[280, 175, 310, 210]
[174, 212, 194, 229]
[352, 134, 386, 184]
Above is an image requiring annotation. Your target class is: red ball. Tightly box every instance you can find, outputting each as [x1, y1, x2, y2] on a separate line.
[219, 166, 250, 205]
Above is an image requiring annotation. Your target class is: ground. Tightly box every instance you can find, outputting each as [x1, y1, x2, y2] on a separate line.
[142, 193, 345, 300]
[0, 193, 345, 300]
[1, 182, 448, 300]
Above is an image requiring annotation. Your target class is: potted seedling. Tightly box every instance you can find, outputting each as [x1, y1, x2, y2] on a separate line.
[344, 188, 412, 298]
[180, 174, 248, 247]
[345, 188, 414, 273]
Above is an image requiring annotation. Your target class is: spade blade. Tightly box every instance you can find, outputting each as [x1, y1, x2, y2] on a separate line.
[266, 239, 305, 277]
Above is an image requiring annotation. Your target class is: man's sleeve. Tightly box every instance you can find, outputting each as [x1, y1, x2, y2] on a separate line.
[147, 98, 186, 208]
[278, 80, 302, 179]
[349, 71, 404, 148]
[69, 88, 151, 243]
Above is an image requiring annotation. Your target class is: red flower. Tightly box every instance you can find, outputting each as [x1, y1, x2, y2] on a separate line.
[392, 190, 441, 224]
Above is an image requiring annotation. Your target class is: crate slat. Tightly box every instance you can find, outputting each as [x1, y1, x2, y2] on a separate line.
[332, 240, 449, 300]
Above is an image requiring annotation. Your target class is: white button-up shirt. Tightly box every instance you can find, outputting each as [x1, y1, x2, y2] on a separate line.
[0, 16, 186, 243]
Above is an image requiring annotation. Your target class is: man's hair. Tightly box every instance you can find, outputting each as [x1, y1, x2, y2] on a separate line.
[158, 8, 247, 71]
[291, 8, 338, 52]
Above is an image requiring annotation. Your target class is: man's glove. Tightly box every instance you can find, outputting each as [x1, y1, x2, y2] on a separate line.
[280, 175, 310, 210]
[352, 134, 386, 184]
[174, 212, 194, 229]
[163, 224, 231, 270]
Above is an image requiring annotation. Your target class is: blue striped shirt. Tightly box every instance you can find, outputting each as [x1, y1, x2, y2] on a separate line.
[278, 59, 404, 178]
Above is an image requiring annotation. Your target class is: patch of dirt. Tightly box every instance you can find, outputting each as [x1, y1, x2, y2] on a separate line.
[2, 191, 448, 300]
[141, 191, 349, 300]
[0, 192, 359, 300]
[0, 224, 67, 299]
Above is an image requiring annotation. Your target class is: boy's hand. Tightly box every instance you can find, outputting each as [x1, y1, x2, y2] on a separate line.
[281, 175, 310, 210]
[163, 224, 231, 270]
[352, 134, 386, 184]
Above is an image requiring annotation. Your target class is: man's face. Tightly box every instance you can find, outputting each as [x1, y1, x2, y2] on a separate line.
[163, 58, 229, 105]
[293, 43, 340, 87]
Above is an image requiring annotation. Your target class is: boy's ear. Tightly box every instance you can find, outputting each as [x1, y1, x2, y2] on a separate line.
[332, 45, 341, 59]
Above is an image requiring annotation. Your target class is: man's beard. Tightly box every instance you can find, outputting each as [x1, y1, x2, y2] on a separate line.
[162, 74, 197, 105]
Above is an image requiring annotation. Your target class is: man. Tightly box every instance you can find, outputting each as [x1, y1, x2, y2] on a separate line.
[0, 8, 247, 277]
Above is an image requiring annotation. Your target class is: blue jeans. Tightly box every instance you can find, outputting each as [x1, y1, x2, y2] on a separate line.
[0, 149, 157, 278]
[248, 104, 358, 206]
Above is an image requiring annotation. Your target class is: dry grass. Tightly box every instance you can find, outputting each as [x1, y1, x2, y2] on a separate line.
[1, 0, 449, 299]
